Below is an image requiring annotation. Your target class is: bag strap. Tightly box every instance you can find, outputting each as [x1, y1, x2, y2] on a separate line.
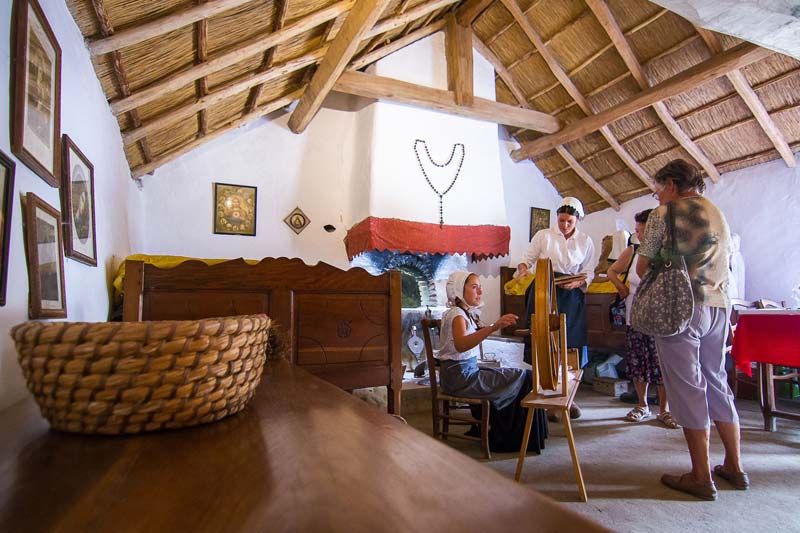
[621, 247, 636, 284]
[666, 202, 676, 255]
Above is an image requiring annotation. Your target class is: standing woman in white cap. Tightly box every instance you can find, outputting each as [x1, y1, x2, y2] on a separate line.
[521, 197, 597, 419]
[437, 271, 548, 453]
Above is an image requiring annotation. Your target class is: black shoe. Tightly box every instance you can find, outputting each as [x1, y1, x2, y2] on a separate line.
[464, 425, 481, 438]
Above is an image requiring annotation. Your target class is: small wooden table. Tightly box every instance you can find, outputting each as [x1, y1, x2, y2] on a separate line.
[731, 309, 800, 431]
[0, 360, 609, 532]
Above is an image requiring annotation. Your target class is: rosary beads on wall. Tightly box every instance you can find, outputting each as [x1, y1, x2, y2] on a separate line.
[413, 139, 465, 228]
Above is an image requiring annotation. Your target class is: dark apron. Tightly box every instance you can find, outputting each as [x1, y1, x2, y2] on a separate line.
[522, 272, 587, 364]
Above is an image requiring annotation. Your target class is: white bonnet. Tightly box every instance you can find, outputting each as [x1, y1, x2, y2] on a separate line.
[558, 196, 585, 218]
[445, 270, 473, 307]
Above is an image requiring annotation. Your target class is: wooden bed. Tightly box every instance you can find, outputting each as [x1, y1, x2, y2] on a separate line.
[122, 257, 403, 414]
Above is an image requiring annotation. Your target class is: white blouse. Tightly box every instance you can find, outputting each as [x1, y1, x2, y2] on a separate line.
[437, 307, 480, 361]
[523, 227, 597, 287]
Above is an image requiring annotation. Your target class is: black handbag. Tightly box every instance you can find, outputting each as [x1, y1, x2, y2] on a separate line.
[630, 203, 695, 337]
[609, 251, 635, 327]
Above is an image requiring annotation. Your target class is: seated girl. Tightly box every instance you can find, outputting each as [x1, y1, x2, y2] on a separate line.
[437, 271, 548, 453]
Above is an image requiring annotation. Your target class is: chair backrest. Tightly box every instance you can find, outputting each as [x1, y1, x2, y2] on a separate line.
[420, 318, 442, 407]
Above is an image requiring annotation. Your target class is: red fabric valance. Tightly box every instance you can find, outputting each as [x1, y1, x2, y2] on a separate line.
[344, 217, 510, 260]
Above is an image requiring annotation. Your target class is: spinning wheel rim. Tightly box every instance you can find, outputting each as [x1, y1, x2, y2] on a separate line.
[534, 259, 559, 390]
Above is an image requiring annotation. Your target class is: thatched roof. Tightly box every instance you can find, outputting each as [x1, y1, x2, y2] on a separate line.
[65, 0, 800, 213]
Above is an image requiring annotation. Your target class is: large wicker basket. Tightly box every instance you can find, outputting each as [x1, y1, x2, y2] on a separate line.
[10, 314, 271, 435]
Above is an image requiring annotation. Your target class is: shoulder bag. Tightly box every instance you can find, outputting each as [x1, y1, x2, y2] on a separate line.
[630, 203, 695, 337]
[608, 251, 635, 327]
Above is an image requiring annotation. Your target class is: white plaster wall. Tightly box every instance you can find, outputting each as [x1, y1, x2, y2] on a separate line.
[368, 33, 507, 226]
[581, 157, 800, 304]
[0, 0, 137, 410]
[140, 107, 358, 270]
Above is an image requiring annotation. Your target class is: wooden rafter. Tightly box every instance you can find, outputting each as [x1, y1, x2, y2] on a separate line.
[511, 42, 771, 161]
[109, 0, 456, 116]
[131, 89, 304, 178]
[586, 0, 720, 182]
[89, 0, 153, 164]
[499, 0, 653, 193]
[695, 27, 796, 168]
[350, 19, 446, 70]
[246, 0, 289, 114]
[455, 0, 494, 26]
[333, 71, 559, 132]
[88, 0, 255, 56]
[194, 0, 209, 136]
[288, 0, 393, 133]
[445, 14, 473, 106]
[473, 35, 620, 210]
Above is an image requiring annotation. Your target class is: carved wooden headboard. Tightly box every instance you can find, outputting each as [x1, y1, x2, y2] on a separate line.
[122, 258, 403, 414]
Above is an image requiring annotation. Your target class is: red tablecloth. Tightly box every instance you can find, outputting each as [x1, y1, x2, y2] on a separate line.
[732, 314, 800, 377]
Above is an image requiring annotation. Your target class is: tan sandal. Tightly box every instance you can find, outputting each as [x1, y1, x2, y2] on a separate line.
[625, 406, 652, 422]
[656, 411, 680, 429]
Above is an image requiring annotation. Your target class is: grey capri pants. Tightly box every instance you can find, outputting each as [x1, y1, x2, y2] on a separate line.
[654, 305, 739, 430]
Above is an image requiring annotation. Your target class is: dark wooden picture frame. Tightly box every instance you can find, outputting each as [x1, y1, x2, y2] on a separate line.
[24, 192, 67, 318]
[10, 0, 62, 187]
[529, 207, 551, 241]
[0, 151, 16, 306]
[60, 135, 97, 266]
[213, 183, 257, 236]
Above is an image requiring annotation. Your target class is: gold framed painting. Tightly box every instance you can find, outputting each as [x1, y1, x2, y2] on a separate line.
[213, 183, 257, 236]
[24, 192, 67, 319]
[529, 207, 551, 241]
[0, 151, 16, 306]
[61, 135, 97, 266]
[11, 0, 62, 187]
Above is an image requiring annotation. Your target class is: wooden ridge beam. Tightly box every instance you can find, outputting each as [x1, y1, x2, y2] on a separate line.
[89, 0, 153, 164]
[556, 146, 620, 210]
[289, 0, 393, 133]
[109, 0, 456, 116]
[500, 0, 652, 191]
[89, 0, 254, 56]
[696, 27, 795, 168]
[511, 42, 771, 161]
[586, 0, 719, 182]
[445, 13, 473, 106]
[333, 70, 560, 132]
[131, 89, 305, 178]
[194, 0, 209, 136]
[455, 0, 494, 26]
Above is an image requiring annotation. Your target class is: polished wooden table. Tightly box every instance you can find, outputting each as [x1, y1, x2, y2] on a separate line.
[0, 360, 609, 532]
[732, 309, 800, 431]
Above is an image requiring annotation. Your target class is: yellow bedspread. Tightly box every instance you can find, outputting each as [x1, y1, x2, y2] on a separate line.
[112, 254, 258, 302]
[587, 275, 626, 294]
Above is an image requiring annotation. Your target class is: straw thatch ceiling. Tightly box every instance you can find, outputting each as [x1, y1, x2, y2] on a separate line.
[65, 0, 800, 214]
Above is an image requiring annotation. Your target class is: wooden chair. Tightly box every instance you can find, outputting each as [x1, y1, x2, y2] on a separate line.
[420, 319, 491, 459]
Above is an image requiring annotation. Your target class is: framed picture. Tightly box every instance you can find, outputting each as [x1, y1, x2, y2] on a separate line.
[60, 135, 97, 266]
[213, 183, 257, 236]
[24, 192, 66, 318]
[529, 207, 551, 241]
[10, 0, 62, 187]
[0, 151, 16, 306]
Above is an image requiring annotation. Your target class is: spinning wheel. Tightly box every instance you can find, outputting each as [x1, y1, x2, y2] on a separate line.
[515, 259, 587, 502]
[532, 259, 559, 391]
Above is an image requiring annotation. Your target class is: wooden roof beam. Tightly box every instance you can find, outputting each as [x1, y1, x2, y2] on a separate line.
[499, 0, 653, 191]
[194, 0, 209, 136]
[696, 27, 795, 168]
[90, 0, 153, 164]
[511, 42, 772, 161]
[333, 70, 560, 132]
[556, 146, 620, 211]
[445, 13, 473, 106]
[131, 89, 305, 178]
[110, 0, 457, 116]
[289, 0, 393, 133]
[455, 0, 494, 26]
[245, 0, 290, 114]
[586, 0, 720, 182]
[88, 0, 255, 56]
